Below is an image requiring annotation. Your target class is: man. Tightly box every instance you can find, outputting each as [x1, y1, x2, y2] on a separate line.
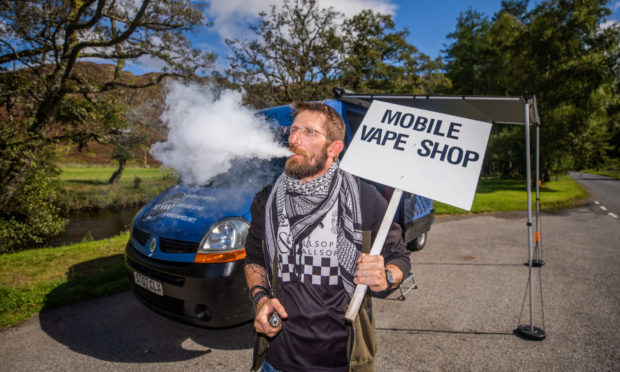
[244, 102, 410, 372]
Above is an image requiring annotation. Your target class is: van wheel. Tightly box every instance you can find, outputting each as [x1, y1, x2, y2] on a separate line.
[408, 232, 427, 251]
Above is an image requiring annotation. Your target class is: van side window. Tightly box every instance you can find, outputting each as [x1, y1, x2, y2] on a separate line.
[345, 110, 365, 147]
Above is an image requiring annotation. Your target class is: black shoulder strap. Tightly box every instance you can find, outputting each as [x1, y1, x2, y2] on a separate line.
[362, 230, 372, 254]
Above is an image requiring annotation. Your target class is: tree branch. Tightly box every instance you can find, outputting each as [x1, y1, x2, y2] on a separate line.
[72, 0, 152, 55]
[0, 44, 52, 65]
[73, 0, 106, 30]
[65, 72, 175, 95]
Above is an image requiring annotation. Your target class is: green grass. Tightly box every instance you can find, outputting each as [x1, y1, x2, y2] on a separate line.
[0, 232, 129, 329]
[60, 165, 178, 211]
[59, 165, 176, 183]
[434, 175, 589, 214]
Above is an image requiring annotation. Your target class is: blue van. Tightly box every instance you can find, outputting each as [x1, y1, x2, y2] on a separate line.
[124, 95, 435, 327]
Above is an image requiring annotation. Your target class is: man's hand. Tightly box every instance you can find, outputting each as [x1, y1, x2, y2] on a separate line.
[354, 253, 403, 293]
[254, 297, 288, 338]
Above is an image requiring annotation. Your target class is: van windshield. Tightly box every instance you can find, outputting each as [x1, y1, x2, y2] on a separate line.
[204, 156, 286, 189]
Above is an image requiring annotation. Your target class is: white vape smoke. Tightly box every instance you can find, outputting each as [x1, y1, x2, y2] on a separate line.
[151, 81, 292, 186]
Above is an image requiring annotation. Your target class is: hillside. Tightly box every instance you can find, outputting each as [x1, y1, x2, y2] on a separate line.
[57, 62, 210, 166]
[53, 63, 159, 165]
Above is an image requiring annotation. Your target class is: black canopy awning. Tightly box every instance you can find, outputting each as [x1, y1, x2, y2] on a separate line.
[334, 91, 539, 126]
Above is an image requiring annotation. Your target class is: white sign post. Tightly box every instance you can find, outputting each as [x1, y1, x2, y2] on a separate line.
[341, 100, 492, 321]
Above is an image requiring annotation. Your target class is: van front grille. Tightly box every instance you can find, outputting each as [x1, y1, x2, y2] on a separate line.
[159, 237, 198, 253]
[133, 228, 151, 245]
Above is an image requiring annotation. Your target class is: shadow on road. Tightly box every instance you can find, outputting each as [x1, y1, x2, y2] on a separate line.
[376, 327, 513, 336]
[38, 257, 254, 363]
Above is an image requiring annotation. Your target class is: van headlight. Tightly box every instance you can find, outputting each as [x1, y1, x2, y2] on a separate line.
[195, 218, 248, 263]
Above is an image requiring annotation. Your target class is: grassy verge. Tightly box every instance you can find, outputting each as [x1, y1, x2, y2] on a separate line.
[0, 233, 129, 329]
[0, 174, 589, 329]
[60, 165, 178, 211]
[582, 169, 620, 180]
[434, 174, 589, 215]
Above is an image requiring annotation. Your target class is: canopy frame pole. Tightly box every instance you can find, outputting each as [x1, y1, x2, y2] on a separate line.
[515, 99, 546, 341]
[532, 121, 545, 266]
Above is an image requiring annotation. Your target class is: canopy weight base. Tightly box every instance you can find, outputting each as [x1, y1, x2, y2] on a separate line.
[531, 259, 545, 267]
[523, 259, 545, 267]
[514, 325, 546, 341]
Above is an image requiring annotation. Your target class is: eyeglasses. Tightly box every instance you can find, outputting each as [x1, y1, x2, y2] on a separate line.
[287, 126, 327, 139]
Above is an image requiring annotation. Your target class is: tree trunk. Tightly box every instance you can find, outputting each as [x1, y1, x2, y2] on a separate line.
[108, 157, 126, 184]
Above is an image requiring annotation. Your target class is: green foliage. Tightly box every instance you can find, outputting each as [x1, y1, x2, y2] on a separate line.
[225, 0, 343, 107]
[133, 175, 142, 189]
[225, 0, 449, 107]
[0, 0, 215, 239]
[483, 125, 525, 178]
[340, 10, 450, 94]
[443, 0, 620, 176]
[0, 147, 67, 253]
[444, 9, 494, 95]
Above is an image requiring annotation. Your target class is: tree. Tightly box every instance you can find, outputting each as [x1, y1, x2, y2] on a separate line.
[225, 0, 343, 107]
[443, 9, 494, 95]
[225, 0, 448, 107]
[57, 95, 141, 184]
[106, 113, 147, 185]
[523, 0, 620, 174]
[499, 0, 530, 18]
[0, 0, 215, 249]
[340, 10, 450, 94]
[443, 0, 620, 177]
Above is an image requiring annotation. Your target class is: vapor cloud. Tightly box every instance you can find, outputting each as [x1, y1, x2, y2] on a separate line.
[151, 81, 291, 186]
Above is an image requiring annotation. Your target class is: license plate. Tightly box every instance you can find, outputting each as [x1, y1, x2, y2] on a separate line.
[134, 271, 164, 296]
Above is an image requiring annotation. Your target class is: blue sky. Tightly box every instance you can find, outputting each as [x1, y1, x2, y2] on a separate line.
[128, 0, 620, 75]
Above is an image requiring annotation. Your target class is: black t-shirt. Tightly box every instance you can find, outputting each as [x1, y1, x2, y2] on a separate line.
[266, 202, 349, 371]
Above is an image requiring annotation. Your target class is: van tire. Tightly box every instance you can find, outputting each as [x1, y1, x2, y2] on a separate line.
[408, 232, 427, 251]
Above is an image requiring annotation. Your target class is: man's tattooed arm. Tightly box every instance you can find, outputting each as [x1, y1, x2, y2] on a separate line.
[244, 263, 269, 298]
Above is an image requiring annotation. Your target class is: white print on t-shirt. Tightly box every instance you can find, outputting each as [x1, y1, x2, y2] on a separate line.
[277, 206, 340, 286]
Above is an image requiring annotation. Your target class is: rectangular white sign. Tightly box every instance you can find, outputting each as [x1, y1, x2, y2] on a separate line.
[340, 100, 492, 210]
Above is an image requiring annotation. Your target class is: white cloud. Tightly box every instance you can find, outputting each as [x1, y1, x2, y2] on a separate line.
[613, 1, 620, 11]
[205, 0, 278, 40]
[124, 55, 169, 75]
[600, 19, 619, 29]
[204, 0, 397, 41]
[318, 0, 396, 17]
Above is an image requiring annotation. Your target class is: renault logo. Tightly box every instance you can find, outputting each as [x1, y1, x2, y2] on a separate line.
[148, 238, 157, 257]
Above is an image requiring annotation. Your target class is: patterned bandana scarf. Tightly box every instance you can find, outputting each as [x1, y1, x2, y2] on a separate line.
[264, 162, 363, 297]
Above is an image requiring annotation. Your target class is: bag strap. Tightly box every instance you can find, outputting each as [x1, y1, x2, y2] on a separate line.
[362, 230, 372, 254]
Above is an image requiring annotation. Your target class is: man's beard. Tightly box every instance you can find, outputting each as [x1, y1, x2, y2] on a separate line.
[284, 145, 328, 179]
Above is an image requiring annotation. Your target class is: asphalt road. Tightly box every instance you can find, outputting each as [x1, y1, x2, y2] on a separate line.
[571, 171, 620, 219]
[1, 205, 619, 371]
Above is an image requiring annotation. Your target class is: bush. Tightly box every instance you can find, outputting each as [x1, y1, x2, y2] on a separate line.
[133, 175, 142, 189]
[0, 149, 68, 253]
